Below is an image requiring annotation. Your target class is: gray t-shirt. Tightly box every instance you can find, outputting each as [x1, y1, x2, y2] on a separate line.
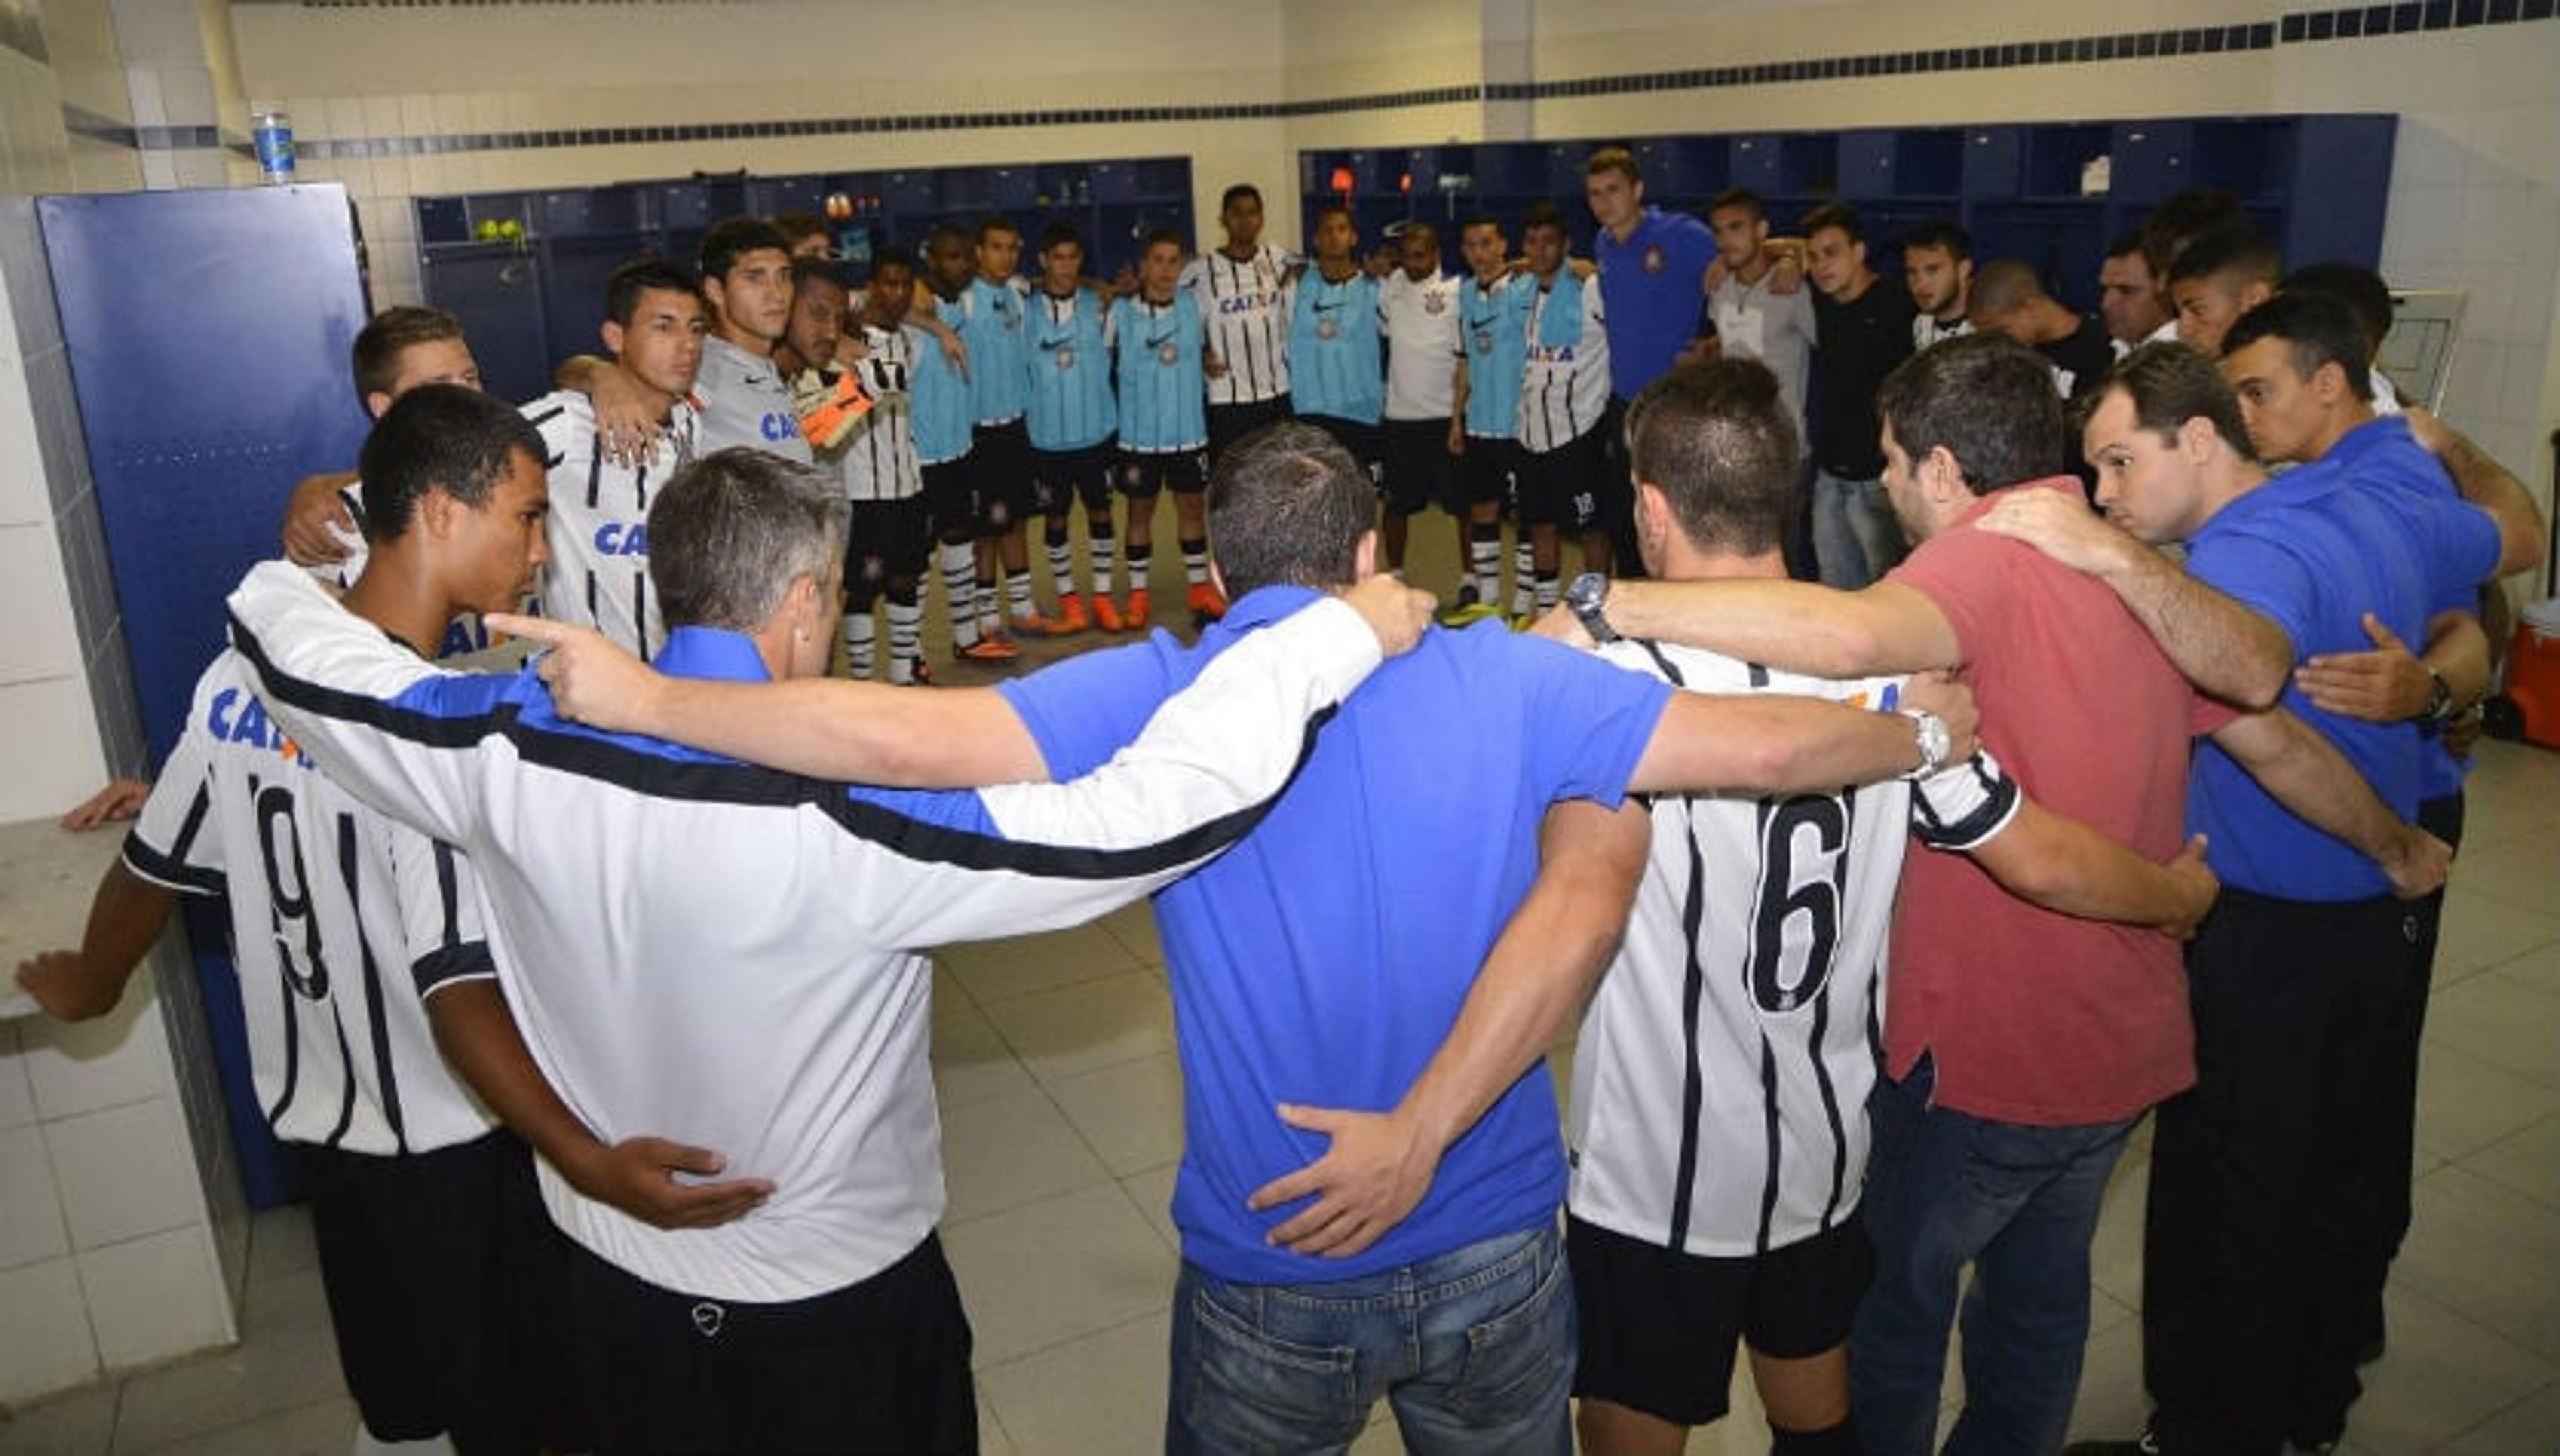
[694, 333, 813, 463]
[1709, 269, 1817, 447]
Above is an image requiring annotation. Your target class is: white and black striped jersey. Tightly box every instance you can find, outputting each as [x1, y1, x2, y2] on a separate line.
[1518, 280, 1613, 453]
[1567, 639, 2020, 1257]
[694, 334, 813, 463]
[223, 560, 1390, 1305]
[1913, 313, 1973, 353]
[1185, 244, 1297, 406]
[309, 483, 491, 659]
[122, 645, 498, 1158]
[523, 390, 698, 663]
[814, 326, 923, 503]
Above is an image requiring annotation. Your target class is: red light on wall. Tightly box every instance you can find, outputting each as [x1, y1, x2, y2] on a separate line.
[1399, 173, 1413, 193]
[1329, 166, 1355, 193]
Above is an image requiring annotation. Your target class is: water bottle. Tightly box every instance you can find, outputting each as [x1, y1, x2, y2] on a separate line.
[253, 110, 294, 184]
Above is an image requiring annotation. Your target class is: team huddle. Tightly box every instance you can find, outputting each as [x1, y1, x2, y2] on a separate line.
[16, 143, 2547, 1456]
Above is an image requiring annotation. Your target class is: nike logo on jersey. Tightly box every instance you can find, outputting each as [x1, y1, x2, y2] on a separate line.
[1312, 301, 1345, 315]
[1144, 331, 1177, 350]
[593, 521, 649, 555]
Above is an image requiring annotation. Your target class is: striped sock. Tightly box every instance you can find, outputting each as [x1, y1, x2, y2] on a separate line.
[1045, 529, 1073, 597]
[1534, 569, 1561, 614]
[887, 589, 922, 683]
[1511, 541, 1536, 617]
[1469, 524, 1502, 604]
[1089, 525, 1117, 597]
[939, 542, 978, 647]
[1179, 537, 1209, 587]
[841, 610, 876, 680]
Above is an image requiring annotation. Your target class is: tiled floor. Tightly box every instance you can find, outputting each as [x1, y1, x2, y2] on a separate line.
[4, 660, 2553, 1453]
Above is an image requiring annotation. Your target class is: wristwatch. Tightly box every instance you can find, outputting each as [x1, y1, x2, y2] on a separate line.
[1900, 708, 1953, 779]
[2422, 665, 2455, 725]
[1566, 571, 1620, 645]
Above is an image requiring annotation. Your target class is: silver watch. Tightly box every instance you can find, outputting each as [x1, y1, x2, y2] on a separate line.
[1900, 708, 1952, 779]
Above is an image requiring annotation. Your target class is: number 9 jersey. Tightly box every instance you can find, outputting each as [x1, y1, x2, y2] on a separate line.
[1567, 639, 2018, 1258]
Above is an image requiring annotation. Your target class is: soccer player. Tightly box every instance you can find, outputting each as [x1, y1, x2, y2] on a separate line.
[1290, 205, 1388, 528]
[951, 215, 1054, 643]
[221, 443, 1438, 1456]
[19, 385, 765, 1456]
[1567, 359, 2217, 1456]
[915, 222, 1010, 663]
[2166, 221, 2281, 357]
[1024, 221, 1119, 635]
[1801, 202, 1915, 589]
[1449, 213, 1535, 618]
[1965, 259, 2116, 399]
[1187, 182, 1299, 463]
[1901, 221, 1975, 352]
[1378, 221, 1462, 577]
[691, 217, 811, 463]
[1515, 201, 1614, 612]
[517, 256, 707, 662]
[1701, 189, 1817, 441]
[1111, 227, 1212, 631]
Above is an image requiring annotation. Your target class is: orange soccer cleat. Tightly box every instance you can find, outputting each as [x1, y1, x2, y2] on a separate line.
[1187, 581, 1229, 622]
[1125, 589, 1152, 629]
[1091, 594, 1126, 633]
[1049, 593, 1091, 634]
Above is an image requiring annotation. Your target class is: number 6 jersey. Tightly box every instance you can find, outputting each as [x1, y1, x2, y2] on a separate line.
[122, 643, 499, 1157]
[1567, 639, 2018, 1257]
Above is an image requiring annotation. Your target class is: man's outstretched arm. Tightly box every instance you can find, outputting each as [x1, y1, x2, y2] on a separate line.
[2211, 707, 2449, 898]
[1627, 669, 1977, 796]
[1541, 577, 1961, 681]
[1248, 798, 1651, 1257]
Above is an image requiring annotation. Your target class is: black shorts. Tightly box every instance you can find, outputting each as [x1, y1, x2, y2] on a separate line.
[1457, 434, 1521, 509]
[1567, 1212, 1874, 1427]
[1517, 428, 1607, 531]
[298, 1129, 570, 1453]
[1381, 417, 1460, 515]
[560, 1232, 976, 1456]
[969, 418, 1035, 531]
[1207, 394, 1291, 465]
[847, 495, 931, 591]
[1115, 446, 1209, 497]
[1031, 441, 1115, 518]
[921, 456, 975, 541]
[1300, 413, 1387, 492]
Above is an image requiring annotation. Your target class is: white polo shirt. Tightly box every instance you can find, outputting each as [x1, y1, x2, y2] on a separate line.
[1381, 269, 1461, 421]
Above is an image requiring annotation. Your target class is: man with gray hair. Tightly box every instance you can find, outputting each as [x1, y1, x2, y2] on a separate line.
[219, 444, 1435, 1455]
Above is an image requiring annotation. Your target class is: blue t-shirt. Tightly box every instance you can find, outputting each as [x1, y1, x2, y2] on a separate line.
[1023, 286, 1115, 452]
[907, 300, 975, 466]
[1593, 207, 1715, 400]
[2185, 416, 2500, 900]
[959, 275, 1030, 424]
[1000, 585, 1674, 1283]
[1289, 269, 1384, 425]
[1112, 293, 1207, 452]
[1458, 272, 1535, 440]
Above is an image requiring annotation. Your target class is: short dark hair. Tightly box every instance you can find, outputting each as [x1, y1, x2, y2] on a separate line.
[1584, 147, 1640, 184]
[697, 217, 789, 284]
[1627, 360, 1801, 557]
[2139, 187, 2243, 276]
[1312, 201, 1353, 229]
[770, 211, 828, 247]
[786, 255, 847, 297]
[2098, 342, 2256, 461]
[1037, 219, 1084, 255]
[2223, 291, 2373, 403]
[1875, 333, 2063, 493]
[1457, 212, 1504, 237]
[1141, 227, 1185, 254]
[2105, 227, 2149, 263]
[1800, 201, 1864, 245]
[976, 215, 1021, 244]
[1900, 221, 1973, 263]
[648, 447, 848, 633]
[357, 383, 542, 543]
[1967, 258, 2047, 316]
[1206, 422, 1374, 597]
[868, 244, 918, 279]
[350, 305, 463, 399]
[1220, 183, 1263, 213]
[925, 221, 974, 255]
[1707, 187, 1765, 223]
[2165, 221, 2280, 289]
[2280, 261, 2393, 359]
[605, 257, 702, 328]
[1521, 201, 1569, 241]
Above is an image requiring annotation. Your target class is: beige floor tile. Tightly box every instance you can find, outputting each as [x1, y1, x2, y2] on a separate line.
[1049, 1052, 1185, 1177]
[931, 997, 1041, 1111]
[979, 970, 1176, 1085]
[2435, 1378, 2557, 1455]
[1119, 1163, 1182, 1251]
[979, 1311, 1169, 1453]
[2089, 1145, 2149, 1313]
[2414, 1043, 2560, 1162]
[132, 1395, 354, 1456]
[2347, 1281, 2550, 1456]
[943, 1183, 1177, 1366]
[974, 1395, 1017, 1456]
[2395, 1165, 2560, 1359]
[941, 1084, 1114, 1223]
[0, 1382, 115, 1456]
[107, 1275, 344, 1452]
[2447, 833, 2559, 913]
[2435, 887, 2560, 978]
[939, 922, 1145, 1006]
[2065, 1310, 2150, 1445]
[2459, 1112, 2560, 1212]
[2425, 971, 2560, 1090]
[1097, 901, 1166, 968]
[2493, 935, 2560, 998]
[241, 1205, 316, 1290]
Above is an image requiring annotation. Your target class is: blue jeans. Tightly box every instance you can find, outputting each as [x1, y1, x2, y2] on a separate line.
[1850, 1056, 2138, 1456]
[1812, 468, 1906, 589]
[1166, 1223, 1575, 1456]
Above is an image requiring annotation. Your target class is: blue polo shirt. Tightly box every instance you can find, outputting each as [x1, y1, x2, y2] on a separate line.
[1000, 586, 1673, 1283]
[1593, 207, 1715, 400]
[2185, 416, 2500, 901]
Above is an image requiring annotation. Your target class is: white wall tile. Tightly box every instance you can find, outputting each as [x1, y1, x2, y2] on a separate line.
[159, 65, 217, 127]
[0, 673, 108, 824]
[46, 1094, 206, 1250]
[0, 1122, 69, 1268]
[0, 523, 83, 687]
[0, 360, 43, 531]
[0, 1028, 35, 1130]
[0, 1255, 98, 1401]
[19, 977, 173, 1121]
[75, 1222, 233, 1368]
